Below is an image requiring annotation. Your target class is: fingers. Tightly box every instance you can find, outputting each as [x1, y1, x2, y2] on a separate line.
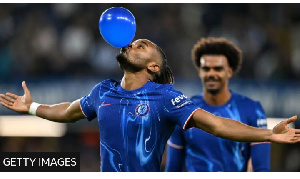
[0, 94, 15, 103]
[296, 129, 300, 134]
[6, 92, 19, 99]
[291, 136, 300, 143]
[0, 94, 6, 99]
[22, 81, 30, 96]
[286, 115, 297, 124]
[0, 97, 13, 109]
[0, 101, 14, 110]
[0, 95, 14, 106]
[0, 93, 20, 107]
[288, 131, 300, 143]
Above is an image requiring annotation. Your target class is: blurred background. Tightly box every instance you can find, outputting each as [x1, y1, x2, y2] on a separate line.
[0, 3, 300, 172]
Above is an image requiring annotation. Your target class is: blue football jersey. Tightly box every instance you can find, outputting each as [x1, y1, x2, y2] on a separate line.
[80, 79, 200, 172]
[167, 90, 270, 172]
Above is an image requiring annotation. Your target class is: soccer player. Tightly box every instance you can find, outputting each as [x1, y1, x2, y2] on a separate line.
[1, 39, 300, 172]
[165, 37, 270, 172]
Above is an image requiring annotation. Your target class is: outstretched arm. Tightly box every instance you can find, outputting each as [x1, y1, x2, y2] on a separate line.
[186, 109, 300, 144]
[0, 81, 86, 123]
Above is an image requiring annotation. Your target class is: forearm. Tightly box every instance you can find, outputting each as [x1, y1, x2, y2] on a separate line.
[34, 100, 84, 123]
[214, 117, 272, 142]
[190, 109, 272, 142]
[35, 103, 71, 122]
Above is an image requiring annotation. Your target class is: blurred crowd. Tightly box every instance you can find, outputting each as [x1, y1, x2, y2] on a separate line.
[1, 3, 300, 172]
[1, 4, 300, 82]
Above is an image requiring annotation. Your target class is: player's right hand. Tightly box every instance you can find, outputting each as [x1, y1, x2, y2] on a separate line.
[0, 81, 32, 113]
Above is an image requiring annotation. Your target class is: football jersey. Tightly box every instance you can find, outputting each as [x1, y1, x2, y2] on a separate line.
[80, 79, 200, 172]
[167, 91, 270, 172]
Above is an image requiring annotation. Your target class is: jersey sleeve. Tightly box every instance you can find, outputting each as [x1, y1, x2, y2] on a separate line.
[249, 101, 271, 171]
[250, 102, 268, 129]
[250, 143, 270, 171]
[80, 84, 99, 121]
[164, 85, 200, 129]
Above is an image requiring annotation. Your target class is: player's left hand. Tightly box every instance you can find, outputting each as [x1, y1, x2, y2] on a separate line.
[271, 116, 300, 143]
[0, 81, 32, 113]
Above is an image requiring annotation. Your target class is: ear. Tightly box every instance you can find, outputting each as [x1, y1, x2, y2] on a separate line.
[147, 62, 160, 73]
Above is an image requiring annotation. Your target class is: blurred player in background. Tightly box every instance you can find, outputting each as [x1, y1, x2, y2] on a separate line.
[1, 39, 299, 172]
[165, 37, 270, 172]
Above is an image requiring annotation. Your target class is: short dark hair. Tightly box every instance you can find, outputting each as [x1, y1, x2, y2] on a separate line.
[153, 45, 174, 84]
[191, 37, 242, 73]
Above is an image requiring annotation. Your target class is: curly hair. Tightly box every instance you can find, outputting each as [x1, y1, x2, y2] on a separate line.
[191, 37, 242, 73]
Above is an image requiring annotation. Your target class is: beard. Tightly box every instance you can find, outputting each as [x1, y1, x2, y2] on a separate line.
[207, 88, 221, 95]
[116, 53, 144, 73]
[204, 76, 222, 95]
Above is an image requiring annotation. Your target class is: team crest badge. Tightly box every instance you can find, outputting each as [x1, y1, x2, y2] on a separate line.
[135, 103, 150, 117]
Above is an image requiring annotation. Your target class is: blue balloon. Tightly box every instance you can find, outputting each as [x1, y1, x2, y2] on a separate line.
[99, 7, 136, 48]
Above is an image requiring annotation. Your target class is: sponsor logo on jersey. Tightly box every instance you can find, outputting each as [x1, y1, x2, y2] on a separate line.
[135, 103, 150, 117]
[257, 118, 267, 128]
[171, 94, 188, 105]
